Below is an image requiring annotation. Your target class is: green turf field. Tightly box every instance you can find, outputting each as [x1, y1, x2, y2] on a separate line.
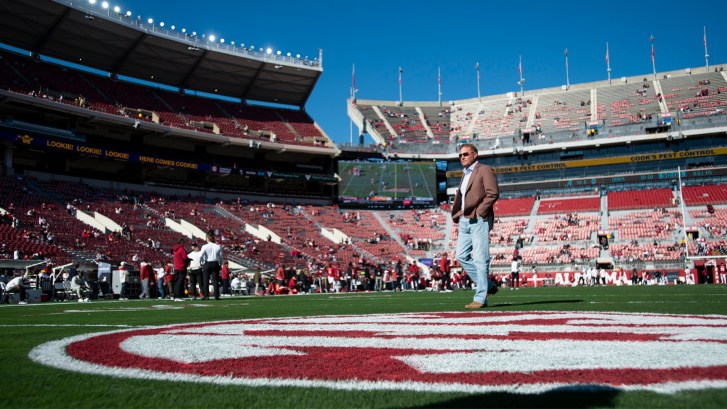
[2, 285, 726, 409]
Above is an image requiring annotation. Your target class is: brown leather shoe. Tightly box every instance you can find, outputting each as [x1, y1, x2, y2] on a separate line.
[464, 301, 486, 309]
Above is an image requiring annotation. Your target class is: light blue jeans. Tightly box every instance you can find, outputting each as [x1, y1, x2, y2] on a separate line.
[456, 214, 495, 304]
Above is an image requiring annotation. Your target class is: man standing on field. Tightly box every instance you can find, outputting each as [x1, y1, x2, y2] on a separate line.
[451, 143, 500, 309]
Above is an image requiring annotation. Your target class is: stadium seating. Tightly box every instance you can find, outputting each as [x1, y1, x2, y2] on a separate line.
[608, 209, 681, 240]
[610, 242, 683, 262]
[382, 105, 430, 144]
[531, 89, 592, 135]
[531, 214, 599, 242]
[595, 80, 662, 127]
[351, 69, 727, 155]
[461, 97, 527, 141]
[3, 170, 727, 275]
[608, 188, 674, 210]
[682, 183, 727, 205]
[493, 197, 536, 217]
[537, 196, 600, 214]
[662, 72, 727, 118]
[690, 207, 727, 236]
[490, 217, 529, 245]
[419, 106, 452, 143]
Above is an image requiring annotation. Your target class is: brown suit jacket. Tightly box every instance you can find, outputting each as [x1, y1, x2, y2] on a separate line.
[451, 163, 500, 224]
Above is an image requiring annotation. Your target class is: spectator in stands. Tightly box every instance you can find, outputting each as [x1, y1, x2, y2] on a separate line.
[451, 143, 500, 309]
[172, 238, 189, 301]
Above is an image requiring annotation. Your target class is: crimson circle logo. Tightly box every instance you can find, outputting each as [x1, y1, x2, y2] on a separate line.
[30, 311, 727, 393]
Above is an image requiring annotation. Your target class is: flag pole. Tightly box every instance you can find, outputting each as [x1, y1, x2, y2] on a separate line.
[517, 56, 525, 96]
[351, 63, 356, 101]
[564, 48, 570, 91]
[438, 66, 442, 106]
[649, 35, 656, 79]
[350, 63, 355, 145]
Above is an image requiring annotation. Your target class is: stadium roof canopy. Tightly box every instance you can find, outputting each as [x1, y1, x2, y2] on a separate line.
[0, 0, 322, 107]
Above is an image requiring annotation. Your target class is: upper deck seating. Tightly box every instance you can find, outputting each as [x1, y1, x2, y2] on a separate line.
[661, 71, 727, 118]
[532, 89, 592, 135]
[0, 49, 325, 146]
[596, 80, 662, 127]
[420, 106, 451, 143]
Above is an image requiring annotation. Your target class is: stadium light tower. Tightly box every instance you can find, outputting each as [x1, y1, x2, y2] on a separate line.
[398, 66, 403, 105]
[704, 26, 709, 71]
[650, 35, 656, 80]
[476, 62, 481, 101]
[564, 48, 570, 91]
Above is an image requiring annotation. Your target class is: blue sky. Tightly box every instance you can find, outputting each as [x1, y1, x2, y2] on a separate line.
[93, 0, 726, 146]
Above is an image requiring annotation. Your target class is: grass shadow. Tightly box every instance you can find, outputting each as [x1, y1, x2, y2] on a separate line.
[410, 386, 621, 408]
[488, 299, 584, 308]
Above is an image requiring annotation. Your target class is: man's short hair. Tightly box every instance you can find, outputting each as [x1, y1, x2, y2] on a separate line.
[459, 143, 478, 154]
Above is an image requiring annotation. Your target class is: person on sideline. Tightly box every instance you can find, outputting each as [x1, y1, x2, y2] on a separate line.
[451, 143, 500, 309]
[71, 272, 91, 302]
[4, 273, 28, 304]
[253, 268, 262, 296]
[511, 257, 521, 290]
[172, 238, 189, 301]
[200, 233, 223, 300]
[221, 260, 231, 296]
[187, 243, 203, 300]
[139, 261, 154, 300]
[118, 261, 129, 300]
